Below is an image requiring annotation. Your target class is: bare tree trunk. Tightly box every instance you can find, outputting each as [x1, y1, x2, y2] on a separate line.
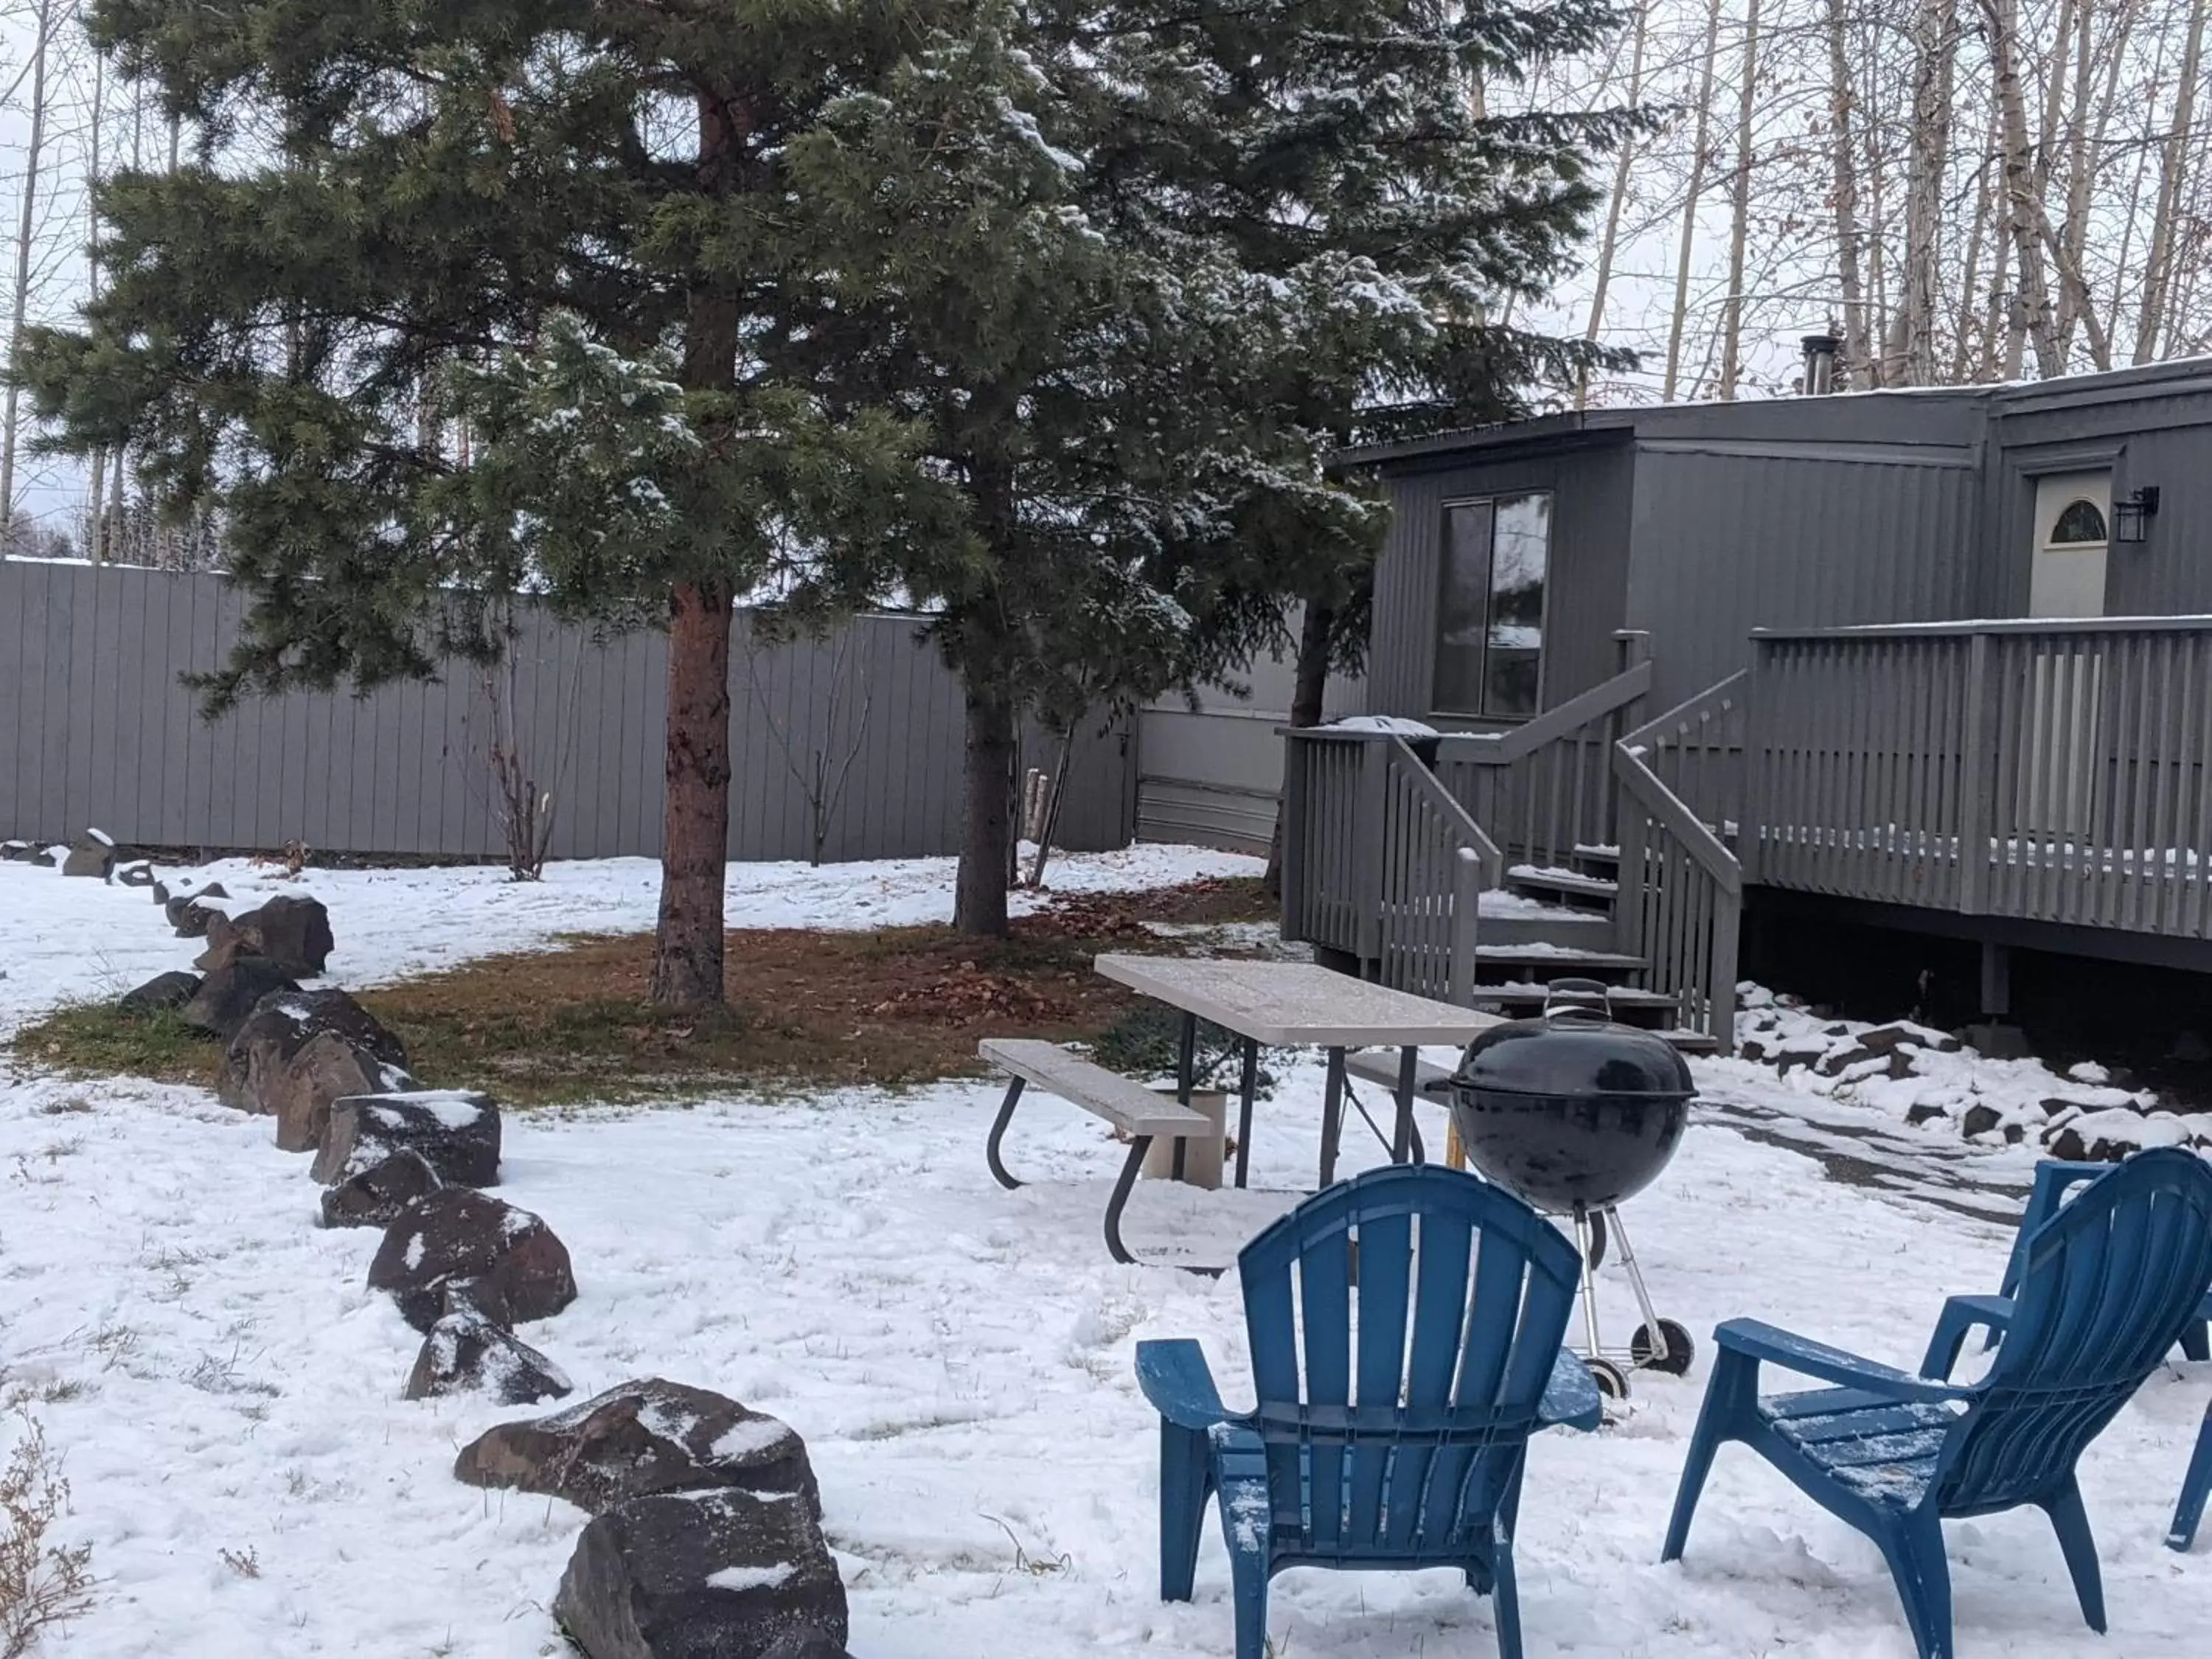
[1, 0, 57, 526]
[2140, 0, 2208, 362]
[1953, 102, 2003, 380]
[1266, 602, 1338, 900]
[2052, 0, 2098, 361]
[1824, 0, 1872, 384]
[1900, 0, 1959, 384]
[650, 91, 743, 1010]
[1664, 0, 1725, 402]
[1718, 0, 1762, 400]
[1579, 1, 1649, 409]
[1985, 0, 2064, 377]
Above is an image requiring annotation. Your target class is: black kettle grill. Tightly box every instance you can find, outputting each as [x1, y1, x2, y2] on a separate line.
[1430, 980, 1697, 1397]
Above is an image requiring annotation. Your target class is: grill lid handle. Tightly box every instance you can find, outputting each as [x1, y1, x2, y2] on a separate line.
[1542, 978, 1615, 1022]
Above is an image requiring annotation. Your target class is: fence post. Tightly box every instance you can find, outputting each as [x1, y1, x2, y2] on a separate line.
[1711, 883, 1742, 1050]
[1739, 639, 1770, 887]
[1352, 737, 1388, 963]
[1958, 631, 1994, 916]
[1278, 731, 1307, 942]
[1449, 845, 1482, 1007]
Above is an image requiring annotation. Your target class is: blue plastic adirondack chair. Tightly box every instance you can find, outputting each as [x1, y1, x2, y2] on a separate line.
[1135, 1164, 1601, 1659]
[1663, 1147, 2212, 1659]
[1918, 1158, 2212, 1554]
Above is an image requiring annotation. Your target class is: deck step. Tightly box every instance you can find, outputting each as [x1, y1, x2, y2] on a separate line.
[1478, 908, 1617, 950]
[1652, 1029, 1725, 1056]
[1466, 981, 1680, 1026]
[1504, 866, 1619, 910]
[1470, 947, 1646, 983]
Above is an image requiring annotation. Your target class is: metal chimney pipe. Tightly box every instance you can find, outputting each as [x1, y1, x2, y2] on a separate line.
[1801, 333, 1840, 395]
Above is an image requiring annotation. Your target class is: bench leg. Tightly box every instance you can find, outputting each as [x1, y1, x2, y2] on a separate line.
[1319, 1048, 1346, 1187]
[1105, 1135, 1151, 1265]
[1234, 1039, 1259, 1189]
[986, 1077, 1027, 1190]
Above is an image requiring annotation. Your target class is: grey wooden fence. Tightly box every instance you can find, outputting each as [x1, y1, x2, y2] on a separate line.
[0, 560, 1134, 863]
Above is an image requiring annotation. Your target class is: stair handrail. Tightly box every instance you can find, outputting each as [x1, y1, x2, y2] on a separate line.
[1435, 656, 1655, 768]
[1385, 736, 1505, 890]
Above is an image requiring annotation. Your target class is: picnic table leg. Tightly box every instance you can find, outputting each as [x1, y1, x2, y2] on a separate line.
[1174, 1011, 1198, 1181]
[986, 1077, 1027, 1189]
[1234, 1038, 1259, 1189]
[1319, 1048, 1347, 1187]
[1392, 1046, 1427, 1165]
[1104, 1136, 1151, 1265]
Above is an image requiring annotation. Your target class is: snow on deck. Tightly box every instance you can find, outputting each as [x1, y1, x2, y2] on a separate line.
[0, 853, 2208, 1657]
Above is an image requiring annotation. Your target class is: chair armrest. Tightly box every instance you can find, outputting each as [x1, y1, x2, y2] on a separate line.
[1717, 1318, 1974, 1404]
[1935, 1293, 2015, 1337]
[1538, 1346, 1603, 1432]
[1137, 1338, 1235, 1433]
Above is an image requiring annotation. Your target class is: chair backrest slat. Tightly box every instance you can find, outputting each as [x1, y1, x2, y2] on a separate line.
[1940, 1150, 2212, 1514]
[1237, 1166, 1584, 1563]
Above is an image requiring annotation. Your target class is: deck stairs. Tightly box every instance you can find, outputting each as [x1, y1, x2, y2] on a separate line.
[1475, 846, 1721, 1056]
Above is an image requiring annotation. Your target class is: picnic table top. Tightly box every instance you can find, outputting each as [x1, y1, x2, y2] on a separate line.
[1093, 954, 1503, 1049]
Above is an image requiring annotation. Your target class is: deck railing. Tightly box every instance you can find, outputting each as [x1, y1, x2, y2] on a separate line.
[1431, 644, 1654, 873]
[1279, 731, 1494, 997]
[1615, 680, 1745, 1042]
[1747, 618, 2212, 936]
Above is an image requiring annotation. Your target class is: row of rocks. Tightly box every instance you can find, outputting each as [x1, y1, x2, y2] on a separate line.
[106, 866, 850, 1658]
[1732, 990, 2212, 1161]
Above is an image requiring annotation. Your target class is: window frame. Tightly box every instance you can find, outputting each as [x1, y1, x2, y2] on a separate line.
[1432, 490, 1554, 722]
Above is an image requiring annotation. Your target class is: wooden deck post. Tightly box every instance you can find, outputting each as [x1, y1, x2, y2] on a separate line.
[1958, 630, 1996, 916]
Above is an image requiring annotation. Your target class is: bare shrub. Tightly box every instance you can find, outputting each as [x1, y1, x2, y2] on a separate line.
[0, 1412, 95, 1656]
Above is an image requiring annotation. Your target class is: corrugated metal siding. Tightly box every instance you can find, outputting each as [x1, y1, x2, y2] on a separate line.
[1624, 447, 1983, 709]
[1366, 439, 1635, 719]
[1986, 386, 2212, 617]
[1132, 633, 1366, 855]
[0, 562, 1133, 861]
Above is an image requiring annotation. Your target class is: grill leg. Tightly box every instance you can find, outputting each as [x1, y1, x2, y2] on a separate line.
[1608, 1206, 1666, 1363]
[986, 1077, 1027, 1190]
[1571, 1206, 1605, 1360]
[1105, 1135, 1151, 1265]
[1392, 1046, 1421, 1164]
[1318, 1048, 1347, 1187]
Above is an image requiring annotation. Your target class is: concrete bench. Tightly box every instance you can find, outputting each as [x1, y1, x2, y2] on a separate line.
[980, 1037, 1215, 1265]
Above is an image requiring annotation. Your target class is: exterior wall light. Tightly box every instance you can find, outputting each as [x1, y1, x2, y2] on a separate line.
[2115, 486, 2160, 543]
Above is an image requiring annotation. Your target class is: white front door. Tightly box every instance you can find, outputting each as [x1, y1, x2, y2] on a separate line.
[2022, 471, 2111, 842]
[2028, 470, 2111, 618]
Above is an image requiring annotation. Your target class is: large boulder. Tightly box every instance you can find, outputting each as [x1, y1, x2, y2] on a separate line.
[178, 958, 301, 1042]
[319, 1149, 444, 1230]
[119, 971, 201, 1016]
[28, 846, 59, 869]
[313, 1091, 499, 1188]
[234, 894, 336, 978]
[552, 1486, 848, 1659]
[369, 1190, 577, 1333]
[166, 883, 230, 936]
[60, 844, 114, 879]
[405, 1309, 573, 1405]
[113, 860, 156, 888]
[454, 1380, 815, 1514]
[0, 840, 29, 861]
[215, 990, 413, 1152]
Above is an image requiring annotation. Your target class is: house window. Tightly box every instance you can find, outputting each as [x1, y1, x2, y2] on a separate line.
[2049, 498, 2108, 544]
[1435, 493, 1551, 718]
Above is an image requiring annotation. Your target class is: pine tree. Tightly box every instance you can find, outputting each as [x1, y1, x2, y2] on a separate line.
[776, 0, 1640, 931]
[20, 0, 967, 1008]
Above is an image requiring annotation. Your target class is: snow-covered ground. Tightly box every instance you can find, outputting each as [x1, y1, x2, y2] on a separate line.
[2, 852, 2210, 1658]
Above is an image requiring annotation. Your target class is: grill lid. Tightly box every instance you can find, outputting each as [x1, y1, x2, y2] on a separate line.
[1448, 1008, 1694, 1102]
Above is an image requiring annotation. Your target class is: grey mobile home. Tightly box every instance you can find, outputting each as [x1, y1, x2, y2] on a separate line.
[1280, 355, 2212, 1046]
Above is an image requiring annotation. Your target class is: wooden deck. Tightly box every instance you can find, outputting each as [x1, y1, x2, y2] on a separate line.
[1280, 618, 2212, 1046]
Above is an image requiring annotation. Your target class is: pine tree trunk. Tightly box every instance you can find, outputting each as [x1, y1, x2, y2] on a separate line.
[1265, 600, 1336, 899]
[651, 579, 736, 1008]
[650, 88, 745, 1009]
[956, 684, 1017, 936]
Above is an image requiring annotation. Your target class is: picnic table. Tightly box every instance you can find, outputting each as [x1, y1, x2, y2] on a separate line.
[1091, 955, 1500, 1189]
